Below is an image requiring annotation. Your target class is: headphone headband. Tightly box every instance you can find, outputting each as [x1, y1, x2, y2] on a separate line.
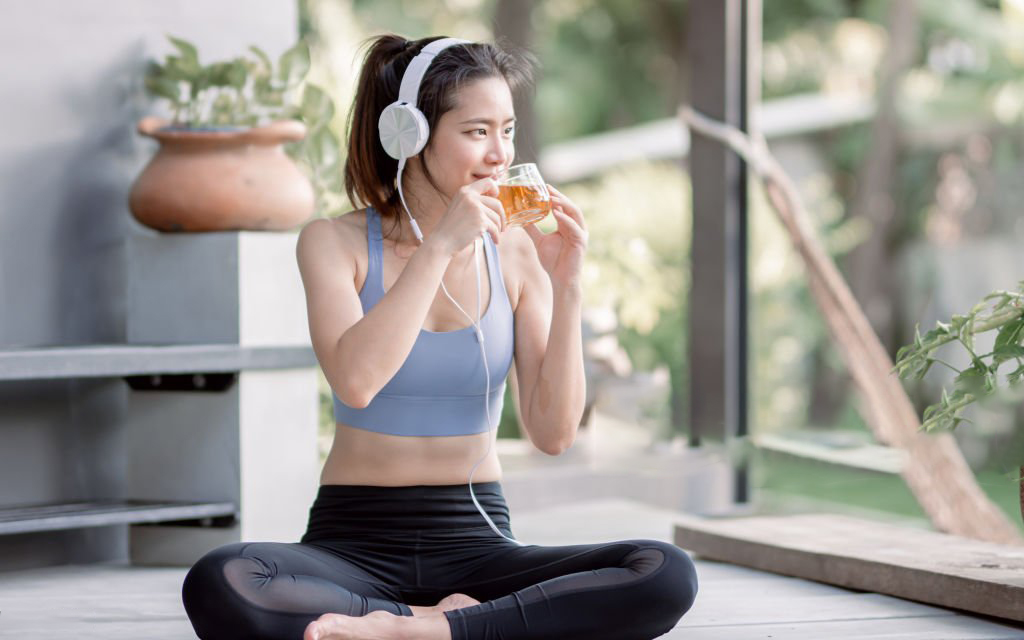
[397, 37, 471, 106]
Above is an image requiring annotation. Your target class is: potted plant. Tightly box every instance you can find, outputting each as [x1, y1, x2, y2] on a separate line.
[129, 35, 342, 232]
[894, 280, 1024, 522]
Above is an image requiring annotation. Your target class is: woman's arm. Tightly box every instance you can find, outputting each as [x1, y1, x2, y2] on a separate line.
[519, 274, 586, 454]
[512, 185, 589, 454]
[296, 217, 452, 408]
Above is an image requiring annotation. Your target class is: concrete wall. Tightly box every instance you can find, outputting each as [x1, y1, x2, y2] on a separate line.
[0, 0, 301, 570]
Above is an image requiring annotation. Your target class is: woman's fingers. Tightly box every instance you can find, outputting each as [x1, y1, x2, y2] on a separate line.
[523, 209, 585, 243]
[546, 184, 586, 231]
[478, 194, 506, 232]
[551, 209, 588, 244]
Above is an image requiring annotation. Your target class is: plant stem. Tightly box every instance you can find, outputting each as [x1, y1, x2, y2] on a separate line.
[920, 307, 1024, 354]
[932, 357, 961, 373]
[956, 336, 980, 363]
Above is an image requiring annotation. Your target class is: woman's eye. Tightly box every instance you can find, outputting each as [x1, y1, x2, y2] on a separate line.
[467, 127, 514, 137]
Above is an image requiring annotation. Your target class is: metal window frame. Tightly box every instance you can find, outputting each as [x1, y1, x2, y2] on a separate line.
[686, 0, 760, 507]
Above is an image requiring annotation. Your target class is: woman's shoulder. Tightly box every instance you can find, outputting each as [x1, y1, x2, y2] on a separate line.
[296, 209, 371, 277]
[299, 209, 368, 250]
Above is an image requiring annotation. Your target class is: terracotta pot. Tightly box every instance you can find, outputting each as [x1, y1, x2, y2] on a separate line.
[129, 117, 315, 232]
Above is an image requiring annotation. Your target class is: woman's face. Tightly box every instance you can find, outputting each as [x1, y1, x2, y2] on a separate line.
[421, 76, 516, 197]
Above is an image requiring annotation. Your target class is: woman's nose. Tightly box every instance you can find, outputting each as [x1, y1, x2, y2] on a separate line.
[487, 143, 511, 168]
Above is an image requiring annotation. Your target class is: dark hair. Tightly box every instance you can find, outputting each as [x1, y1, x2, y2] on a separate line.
[343, 34, 537, 237]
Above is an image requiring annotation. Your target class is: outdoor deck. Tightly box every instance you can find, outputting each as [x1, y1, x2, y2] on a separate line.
[3, 414, 1024, 638]
[3, 497, 1024, 638]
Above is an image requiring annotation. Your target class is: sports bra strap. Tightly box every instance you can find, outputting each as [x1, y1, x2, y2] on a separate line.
[366, 207, 384, 295]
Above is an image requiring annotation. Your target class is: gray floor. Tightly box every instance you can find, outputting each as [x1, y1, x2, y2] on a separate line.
[2, 497, 1023, 639]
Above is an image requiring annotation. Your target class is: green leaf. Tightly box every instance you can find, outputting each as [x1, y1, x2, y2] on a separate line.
[994, 344, 1024, 365]
[278, 40, 311, 86]
[984, 292, 1011, 313]
[300, 83, 334, 124]
[262, 89, 285, 107]
[1007, 364, 1024, 385]
[249, 45, 273, 73]
[144, 67, 182, 103]
[252, 76, 273, 102]
[962, 314, 976, 352]
[954, 365, 986, 395]
[993, 317, 1024, 354]
[223, 59, 248, 90]
[166, 35, 201, 75]
[920, 322, 951, 346]
[308, 126, 341, 170]
[204, 62, 236, 88]
[164, 54, 200, 82]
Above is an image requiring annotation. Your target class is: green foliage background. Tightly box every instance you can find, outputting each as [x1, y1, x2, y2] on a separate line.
[305, 0, 1024, 509]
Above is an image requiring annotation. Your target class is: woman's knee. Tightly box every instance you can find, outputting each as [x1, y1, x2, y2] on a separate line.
[182, 542, 264, 640]
[661, 542, 699, 613]
[631, 540, 699, 624]
[182, 542, 247, 602]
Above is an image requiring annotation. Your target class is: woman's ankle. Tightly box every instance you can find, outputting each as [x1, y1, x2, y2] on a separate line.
[397, 611, 452, 640]
[407, 604, 437, 617]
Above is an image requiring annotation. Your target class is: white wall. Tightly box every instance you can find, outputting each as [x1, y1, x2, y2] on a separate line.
[0, 0, 301, 570]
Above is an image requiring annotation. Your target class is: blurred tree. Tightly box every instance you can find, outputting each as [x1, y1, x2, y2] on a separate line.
[809, 0, 920, 427]
[493, 0, 540, 164]
[533, 0, 691, 142]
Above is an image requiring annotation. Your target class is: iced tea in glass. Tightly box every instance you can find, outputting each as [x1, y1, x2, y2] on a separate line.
[497, 163, 551, 228]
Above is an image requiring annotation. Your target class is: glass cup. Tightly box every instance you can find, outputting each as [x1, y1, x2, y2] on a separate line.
[496, 163, 552, 228]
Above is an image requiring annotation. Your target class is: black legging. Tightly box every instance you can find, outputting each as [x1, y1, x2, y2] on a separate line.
[182, 481, 699, 639]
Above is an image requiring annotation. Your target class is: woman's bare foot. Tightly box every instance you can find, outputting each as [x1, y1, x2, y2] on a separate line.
[304, 609, 452, 640]
[303, 610, 404, 640]
[408, 592, 481, 617]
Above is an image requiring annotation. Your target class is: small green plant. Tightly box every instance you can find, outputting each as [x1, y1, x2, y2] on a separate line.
[894, 281, 1024, 432]
[143, 34, 343, 216]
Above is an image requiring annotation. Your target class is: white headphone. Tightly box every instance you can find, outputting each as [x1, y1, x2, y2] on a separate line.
[378, 38, 469, 160]
[378, 37, 469, 244]
[377, 37, 527, 547]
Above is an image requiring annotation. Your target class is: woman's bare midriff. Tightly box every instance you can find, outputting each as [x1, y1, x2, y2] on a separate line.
[320, 422, 503, 486]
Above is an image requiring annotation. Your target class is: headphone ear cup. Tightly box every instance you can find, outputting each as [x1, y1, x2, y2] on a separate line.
[378, 102, 429, 160]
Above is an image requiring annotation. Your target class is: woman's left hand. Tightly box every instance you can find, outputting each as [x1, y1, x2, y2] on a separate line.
[522, 184, 588, 291]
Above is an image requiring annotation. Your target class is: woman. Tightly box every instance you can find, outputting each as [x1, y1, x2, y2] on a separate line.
[181, 34, 698, 640]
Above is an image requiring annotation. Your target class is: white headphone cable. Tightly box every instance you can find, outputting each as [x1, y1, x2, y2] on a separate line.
[397, 169, 525, 546]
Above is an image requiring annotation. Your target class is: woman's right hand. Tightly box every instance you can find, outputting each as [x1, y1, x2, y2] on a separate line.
[426, 177, 505, 256]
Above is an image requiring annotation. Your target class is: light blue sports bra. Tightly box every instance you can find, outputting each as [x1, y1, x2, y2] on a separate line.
[332, 207, 515, 436]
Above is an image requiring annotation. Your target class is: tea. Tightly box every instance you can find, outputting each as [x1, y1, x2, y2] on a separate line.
[498, 184, 550, 227]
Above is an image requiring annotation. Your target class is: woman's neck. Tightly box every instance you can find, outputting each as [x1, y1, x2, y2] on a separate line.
[393, 159, 453, 249]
